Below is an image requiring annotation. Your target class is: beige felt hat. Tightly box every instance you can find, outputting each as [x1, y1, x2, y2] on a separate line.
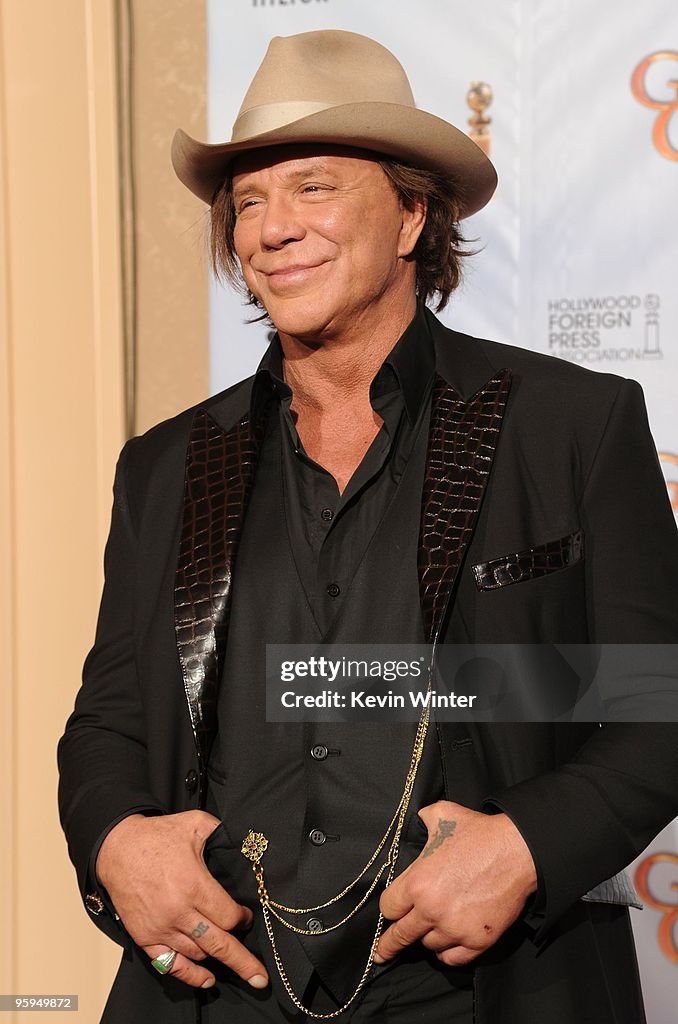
[171, 30, 497, 219]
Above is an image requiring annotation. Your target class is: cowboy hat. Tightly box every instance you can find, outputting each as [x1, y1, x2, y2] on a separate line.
[171, 30, 497, 219]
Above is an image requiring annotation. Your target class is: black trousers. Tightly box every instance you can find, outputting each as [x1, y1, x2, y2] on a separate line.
[200, 950, 474, 1023]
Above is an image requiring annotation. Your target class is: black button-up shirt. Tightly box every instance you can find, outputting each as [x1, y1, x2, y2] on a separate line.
[250, 303, 436, 636]
[206, 303, 451, 1004]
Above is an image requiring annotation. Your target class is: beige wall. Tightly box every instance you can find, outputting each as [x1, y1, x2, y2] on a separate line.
[0, 1, 207, 1019]
[126, 0, 209, 433]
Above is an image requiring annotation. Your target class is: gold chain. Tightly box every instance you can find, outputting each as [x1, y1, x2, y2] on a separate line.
[241, 672, 433, 1019]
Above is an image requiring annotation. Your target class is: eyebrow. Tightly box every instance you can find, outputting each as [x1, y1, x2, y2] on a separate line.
[232, 183, 260, 203]
[232, 162, 336, 201]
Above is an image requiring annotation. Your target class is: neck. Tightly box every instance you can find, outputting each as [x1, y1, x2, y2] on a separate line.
[278, 294, 417, 414]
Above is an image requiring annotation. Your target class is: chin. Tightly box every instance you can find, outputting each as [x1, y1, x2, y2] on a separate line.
[263, 297, 334, 342]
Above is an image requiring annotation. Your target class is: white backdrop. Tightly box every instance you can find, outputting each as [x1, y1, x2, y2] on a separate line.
[205, 1, 678, 1016]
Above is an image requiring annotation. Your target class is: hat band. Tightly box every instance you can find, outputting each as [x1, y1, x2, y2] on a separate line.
[232, 101, 336, 142]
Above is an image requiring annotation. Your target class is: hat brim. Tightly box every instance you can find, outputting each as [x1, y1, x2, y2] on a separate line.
[171, 102, 497, 219]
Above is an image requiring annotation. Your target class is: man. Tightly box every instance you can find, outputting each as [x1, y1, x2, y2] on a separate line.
[58, 29, 678, 1024]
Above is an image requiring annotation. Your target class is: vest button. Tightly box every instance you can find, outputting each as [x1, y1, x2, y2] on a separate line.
[321, 507, 334, 522]
[184, 769, 198, 794]
[326, 583, 340, 598]
[309, 828, 327, 846]
[307, 917, 323, 932]
[310, 744, 328, 761]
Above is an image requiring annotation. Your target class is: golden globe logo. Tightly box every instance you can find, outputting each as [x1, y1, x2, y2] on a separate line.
[631, 52, 678, 161]
[634, 853, 678, 965]
[659, 452, 678, 514]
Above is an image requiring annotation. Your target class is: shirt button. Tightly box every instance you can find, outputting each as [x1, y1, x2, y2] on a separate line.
[311, 744, 328, 761]
[309, 828, 327, 846]
[307, 917, 323, 932]
[321, 507, 334, 522]
[326, 583, 341, 598]
[185, 769, 198, 794]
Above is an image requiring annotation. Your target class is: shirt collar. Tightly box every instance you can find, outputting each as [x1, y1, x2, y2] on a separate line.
[370, 302, 435, 426]
[249, 302, 435, 426]
[250, 331, 288, 424]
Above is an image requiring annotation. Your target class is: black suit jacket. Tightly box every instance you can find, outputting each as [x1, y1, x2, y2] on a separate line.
[58, 309, 678, 1023]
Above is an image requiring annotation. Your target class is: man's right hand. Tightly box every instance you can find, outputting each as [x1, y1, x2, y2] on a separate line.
[95, 811, 269, 991]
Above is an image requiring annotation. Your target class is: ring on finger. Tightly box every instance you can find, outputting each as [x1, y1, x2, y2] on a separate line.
[151, 949, 177, 975]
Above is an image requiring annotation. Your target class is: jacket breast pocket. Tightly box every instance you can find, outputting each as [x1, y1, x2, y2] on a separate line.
[582, 870, 642, 909]
[472, 530, 584, 591]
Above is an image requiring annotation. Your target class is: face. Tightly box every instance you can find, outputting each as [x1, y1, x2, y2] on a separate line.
[231, 145, 426, 342]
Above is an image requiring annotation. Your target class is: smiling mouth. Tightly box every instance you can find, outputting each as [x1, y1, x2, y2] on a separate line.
[265, 261, 326, 276]
[262, 263, 327, 289]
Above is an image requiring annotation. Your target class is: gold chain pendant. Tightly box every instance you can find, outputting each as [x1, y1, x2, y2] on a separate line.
[241, 830, 268, 864]
[239, 682, 433, 1019]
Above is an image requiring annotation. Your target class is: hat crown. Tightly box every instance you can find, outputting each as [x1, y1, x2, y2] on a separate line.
[236, 30, 416, 119]
[171, 29, 498, 218]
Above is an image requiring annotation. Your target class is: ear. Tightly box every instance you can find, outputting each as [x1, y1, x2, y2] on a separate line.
[397, 196, 427, 259]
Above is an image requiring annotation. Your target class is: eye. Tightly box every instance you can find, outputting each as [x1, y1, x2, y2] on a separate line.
[235, 197, 262, 215]
[300, 183, 330, 196]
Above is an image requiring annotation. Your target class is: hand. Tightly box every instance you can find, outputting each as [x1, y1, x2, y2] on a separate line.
[375, 800, 537, 967]
[96, 811, 269, 990]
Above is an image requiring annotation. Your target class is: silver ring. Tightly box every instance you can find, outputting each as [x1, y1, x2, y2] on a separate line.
[151, 949, 177, 975]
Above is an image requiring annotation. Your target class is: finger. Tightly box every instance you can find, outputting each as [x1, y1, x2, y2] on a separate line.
[436, 945, 481, 967]
[145, 946, 215, 990]
[195, 874, 255, 933]
[378, 873, 414, 923]
[127, 918, 207, 962]
[186, 920, 268, 987]
[374, 911, 428, 963]
[163, 932, 208, 962]
[420, 929, 456, 953]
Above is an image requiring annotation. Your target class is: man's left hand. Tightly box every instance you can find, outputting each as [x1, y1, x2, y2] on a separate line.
[375, 800, 538, 967]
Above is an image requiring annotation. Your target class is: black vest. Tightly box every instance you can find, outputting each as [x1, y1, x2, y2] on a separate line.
[206, 402, 445, 1003]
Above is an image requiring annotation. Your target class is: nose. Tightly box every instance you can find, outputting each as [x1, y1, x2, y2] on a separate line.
[259, 192, 306, 251]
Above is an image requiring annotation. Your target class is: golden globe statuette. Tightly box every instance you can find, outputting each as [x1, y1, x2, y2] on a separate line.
[467, 81, 493, 156]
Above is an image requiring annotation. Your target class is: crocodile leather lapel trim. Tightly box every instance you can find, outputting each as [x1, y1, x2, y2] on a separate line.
[419, 370, 512, 644]
[174, 407, 266, 793]
[174, 369, 511, 787]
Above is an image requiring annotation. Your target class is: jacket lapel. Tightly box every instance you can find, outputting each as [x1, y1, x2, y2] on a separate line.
[174, 405, 266, 793]
[418, 369, 512, 643]
[173, 323, 512, 787]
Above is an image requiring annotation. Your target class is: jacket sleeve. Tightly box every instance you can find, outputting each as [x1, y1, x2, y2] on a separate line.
[484, 377, 678, 943]
[57, 439, 165, 946]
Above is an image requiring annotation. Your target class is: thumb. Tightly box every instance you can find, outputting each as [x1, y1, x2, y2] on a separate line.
[180, 809, 222, 850]
[417, 800, 464, 836]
